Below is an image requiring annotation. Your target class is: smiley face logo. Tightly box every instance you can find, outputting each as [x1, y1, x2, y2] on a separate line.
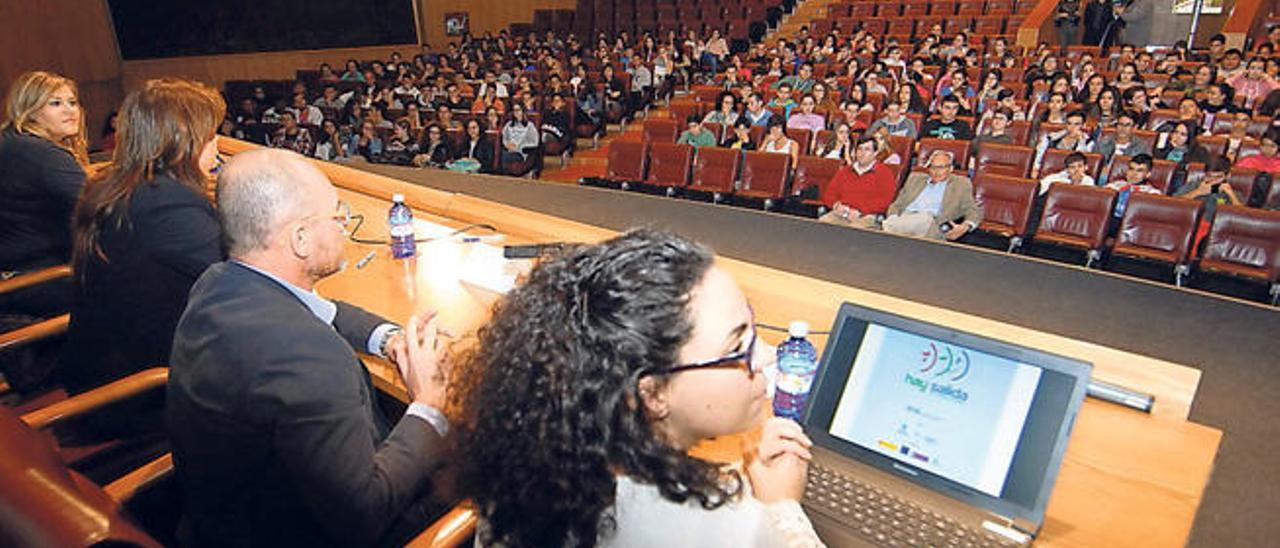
[920, 342, 970, 382]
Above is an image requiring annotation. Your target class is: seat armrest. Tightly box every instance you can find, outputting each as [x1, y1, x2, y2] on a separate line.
[104, 453, 174, 504]
[0, 314, 70, 352]
[0, 265, 72, 295]
[21, 367, 168, 430]
[405, 500, 478, 548]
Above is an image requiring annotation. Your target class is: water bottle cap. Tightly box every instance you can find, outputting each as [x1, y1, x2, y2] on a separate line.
[788, 321, 809, 338]
[392, 193, 405, 203]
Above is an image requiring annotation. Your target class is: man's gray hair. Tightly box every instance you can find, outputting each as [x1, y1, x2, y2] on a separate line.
[216, 149, 314, 257]
[927, 149, 955, 167]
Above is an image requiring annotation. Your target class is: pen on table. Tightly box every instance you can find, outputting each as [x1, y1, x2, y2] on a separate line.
[356, 251, 377, 269]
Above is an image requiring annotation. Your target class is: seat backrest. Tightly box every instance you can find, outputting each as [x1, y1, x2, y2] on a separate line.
[1107, 155, 1178, 194]
[691, 147, 742, 193]
[973, 172, 1038, 236]
[792, 156, 844, 199]
[1116, 194, 1202, 264]
[645, 142, 694, 187]
[1007, 120, 1032, 146]
[1038, 184, 1117, 248]
[668, 100, 702, 124]
[785, 127, 813, 155]
[0, 407, 160, 547]
[642, 119, 680, 143]
[1146, 109, 1181, 131]
[1201, 206, 1280, 281]
[915, 138, 971, 170]
[739, 151, 792, 198]
[1041, 149, 1104, 180]
[607, 140, 649, 181]
[974, 143, 1034, 178]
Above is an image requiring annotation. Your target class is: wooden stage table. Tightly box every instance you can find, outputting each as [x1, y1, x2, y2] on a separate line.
[224, 140, 1222, 547]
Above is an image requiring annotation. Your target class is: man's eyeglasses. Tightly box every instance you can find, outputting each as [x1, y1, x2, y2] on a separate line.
[303, 200, 353, 231]
[643, 330, 759, 378]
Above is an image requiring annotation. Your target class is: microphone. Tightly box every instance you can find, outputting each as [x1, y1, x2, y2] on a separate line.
[502, 242, 566, 259]
[1086, 379, 1154, 413]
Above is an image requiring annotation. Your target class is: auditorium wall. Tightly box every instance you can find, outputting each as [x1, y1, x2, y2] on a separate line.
[0, 0, 123, 147]
[120, 45, 420, 93]
[418, 0, 577, 45]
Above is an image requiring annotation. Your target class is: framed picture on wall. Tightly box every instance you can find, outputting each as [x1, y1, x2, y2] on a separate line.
[445, 12, 470, 36]
[1172, 0, 1223, 15]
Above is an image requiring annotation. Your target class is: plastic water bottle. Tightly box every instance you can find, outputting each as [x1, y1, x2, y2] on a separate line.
[388, 194, 416, 259]
[773, 321, 819, 421]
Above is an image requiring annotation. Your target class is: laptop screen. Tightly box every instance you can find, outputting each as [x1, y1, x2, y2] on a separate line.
[804, 303, 1091, 528]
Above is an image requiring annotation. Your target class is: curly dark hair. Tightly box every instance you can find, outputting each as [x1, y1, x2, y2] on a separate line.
[451, 229, 742, 547]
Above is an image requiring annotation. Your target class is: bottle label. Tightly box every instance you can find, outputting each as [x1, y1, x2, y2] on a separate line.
[776, 372, 812, 395]
[389, 224, 414, 238]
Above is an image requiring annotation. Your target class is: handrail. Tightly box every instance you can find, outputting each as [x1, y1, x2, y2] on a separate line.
[1016, 0, 1062, 50]
[21, 367, 168, 430]
[0, 265, 72, 295]
[404, 501, 478, 548]
[103, 453, 174, 504]
[1222, 0, 1270, 49]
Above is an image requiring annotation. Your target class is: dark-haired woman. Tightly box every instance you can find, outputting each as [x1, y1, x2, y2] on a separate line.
[454, 229, 822, 547]
[64, 78, 226, 436]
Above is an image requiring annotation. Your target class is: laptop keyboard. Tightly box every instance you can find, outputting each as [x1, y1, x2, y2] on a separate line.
[805, 463, 1022, 548]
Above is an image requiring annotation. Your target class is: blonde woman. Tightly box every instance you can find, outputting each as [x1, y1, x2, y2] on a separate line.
[0, 70, 90, 317]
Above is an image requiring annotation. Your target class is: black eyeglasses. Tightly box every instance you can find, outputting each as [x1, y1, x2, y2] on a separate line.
[643, 329, 759, 378]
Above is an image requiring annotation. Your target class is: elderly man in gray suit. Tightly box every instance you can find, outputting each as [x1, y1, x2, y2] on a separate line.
[882, 150, 984, 240]
[167, 148, 452, 547]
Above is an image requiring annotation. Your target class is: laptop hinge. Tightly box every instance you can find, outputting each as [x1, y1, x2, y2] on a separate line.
[980, 516, 1034, 545]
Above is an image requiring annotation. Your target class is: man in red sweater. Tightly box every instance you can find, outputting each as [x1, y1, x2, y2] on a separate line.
[818, 135, 899, 228]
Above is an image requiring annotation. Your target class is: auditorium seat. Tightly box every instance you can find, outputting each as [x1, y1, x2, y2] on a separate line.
[1107, 155, 1178, 194]
[1197, 206, 1280, 304]
[738, 151, 792, 209]
[785, 128, 813, 155]
[1183, 165, 1266, 206]
[668, 101, 700, 124]
[1110, 194, 1202, 285]
[1040, 149, 1104, 180]
[792, 156, 843, 213]
[1145, 109, 1180, 131]
[642, 119, 680, 143]
[605, 141, 648, 186]
[688, 147, 742, 202]
[0, 368, 170, 547]
[972, 172, 1038, 252]
[974, 143, 1034, 178]
[646, 142, 694, 193]
[703, 122, 725, 143]
[1007, 120, 1032, 146]
[1033, 184, 1117, 267]
[914, 138, 971, 171]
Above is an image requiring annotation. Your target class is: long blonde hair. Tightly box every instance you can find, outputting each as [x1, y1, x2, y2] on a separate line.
[72, 78, 225, 273]
[2, 71, 89, 166]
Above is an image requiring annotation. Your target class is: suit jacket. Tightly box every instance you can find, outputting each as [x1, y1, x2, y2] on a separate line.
[0, 127, 85, 273]
[61, 175, 223, 436]
[167, 262, 443, 548]
[887, 172, 985, 226]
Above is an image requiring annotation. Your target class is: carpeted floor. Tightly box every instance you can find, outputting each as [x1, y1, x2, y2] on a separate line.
[359, 164, 1280, 546]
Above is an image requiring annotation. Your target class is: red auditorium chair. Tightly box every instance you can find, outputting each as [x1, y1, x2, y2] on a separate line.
[645, 142, 694, 195]
[850, 3, 877, 17]
[642, 118, 680, 143]
[1033, 184, 1117, 268]
[1040, 149, 1104, 180]
[1145, 109, 1180, 131]
[1197, 206, 1280, 304]
[1110, 194, 1203, 285]
[902, 1, 930, 17]
[1106, 155, 1178, 194]
[974, 143, 1034, 178]
[688, 147, 742, 203]
[1007, 120, 1033, 146]
[1183, 165, 1265, 206]
[972, 172, 1039, 252]
[738, 151, 792, 209]
[792, 156, 844, 214]
[704, 122, 725, 143]
[668, 100, 701, 124]
[605, 140, 649, 186]
[785, 128, 813, 155]
[957, 0, 986, 15]
[887, 19, 915, 36]
[914, 138, 972, 171]
[973, 16, 1005, 36]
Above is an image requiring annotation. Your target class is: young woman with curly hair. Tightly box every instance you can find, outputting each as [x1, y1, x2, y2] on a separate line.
[452, 229, 823, 547]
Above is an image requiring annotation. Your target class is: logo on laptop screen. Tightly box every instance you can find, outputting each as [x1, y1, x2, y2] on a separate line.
[903, 342, 970, 402]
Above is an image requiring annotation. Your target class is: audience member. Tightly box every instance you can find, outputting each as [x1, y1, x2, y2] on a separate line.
[882, 150, 983, 240]
[1153, 120, 1209, 168]
[451, 118, 495, 173]
[1235, 128, 1280, 173]
[721, 118, 756, 150]
[818, 136, 897, 227]
[812, 122, 853, 160]
[168, 149, 452, 547]
[500, 102, 539, 165]
[1095, 111, 1150, 162]
[703, 92, 741, 125]
[453, 228, 822, 547]
[867, 101, 918, 139]
[786, 94, 825, 133]
[920, 95, 974, 140]
[1038, 151, 1096, 195]
[744, 92, 773, 126]
[1105, 153, 1163, 221]
[677, 114, 717, 148]
[271, 111, 315, 157]
[760, 116, 800, 165]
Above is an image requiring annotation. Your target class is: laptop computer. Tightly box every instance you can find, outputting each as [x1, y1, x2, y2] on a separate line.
[799, 303, 1092, 547]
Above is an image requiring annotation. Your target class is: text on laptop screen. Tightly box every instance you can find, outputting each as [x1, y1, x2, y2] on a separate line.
[828, 324, 1042, 497]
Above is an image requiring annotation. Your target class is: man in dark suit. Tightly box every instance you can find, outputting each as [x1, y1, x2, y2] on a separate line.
[167, 148, 450, 547]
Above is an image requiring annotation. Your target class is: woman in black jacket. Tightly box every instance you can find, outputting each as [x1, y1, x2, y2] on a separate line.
[455, 118, 495, 173]
[64, 78, 226, 437]
[0, 71, 90, 318]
